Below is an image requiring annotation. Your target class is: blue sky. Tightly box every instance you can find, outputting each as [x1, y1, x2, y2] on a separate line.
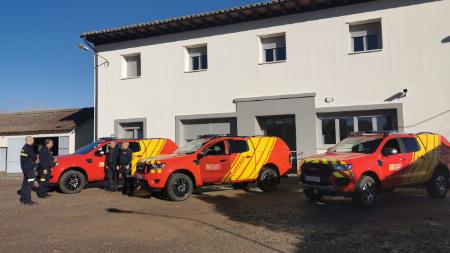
[0, 0, 258, 112]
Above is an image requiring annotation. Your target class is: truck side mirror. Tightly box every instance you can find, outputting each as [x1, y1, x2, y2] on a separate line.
[95, 149, 105, 157]
[381, 148, 399, 156]
[197, 150, 207, 160]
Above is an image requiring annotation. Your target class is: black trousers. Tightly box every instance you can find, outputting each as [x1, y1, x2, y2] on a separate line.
[37, 169, 51, 197]
[20, 170, 35, 203]
[107, 165, 118, 191]
[119, 165, 134, 195]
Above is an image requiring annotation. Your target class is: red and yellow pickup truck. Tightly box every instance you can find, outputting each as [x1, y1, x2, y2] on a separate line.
[135, 135, 292, 201]
[298, 132, 450, 208]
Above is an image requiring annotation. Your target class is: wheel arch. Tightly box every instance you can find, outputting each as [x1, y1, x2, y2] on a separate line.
[435, 163, 449, 175]
[171, 169, 197, 188]
[361, 170, 381, 192]
[262, 163, 280, 176]
[61, 167, 88, 182]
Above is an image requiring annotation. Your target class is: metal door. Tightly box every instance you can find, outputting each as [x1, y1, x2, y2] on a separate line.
[0, 148, 6, 172]
[6, 138, 25, 173]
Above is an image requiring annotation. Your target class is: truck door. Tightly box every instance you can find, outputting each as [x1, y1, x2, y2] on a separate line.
[89, 142, 110, 181]
[199, 141, 231, 183]
[399, 136, 433, 184]
[379, 138, 409, 187]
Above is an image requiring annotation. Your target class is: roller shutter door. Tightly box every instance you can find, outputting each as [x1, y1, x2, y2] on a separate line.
[180, 118, 237, 145]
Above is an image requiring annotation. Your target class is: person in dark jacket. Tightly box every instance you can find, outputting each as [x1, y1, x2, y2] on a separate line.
[118, 142, 133, 195]
[37, 139, 54, 198]
[19, 136, 38, 205]
[105, 141, 120, 192]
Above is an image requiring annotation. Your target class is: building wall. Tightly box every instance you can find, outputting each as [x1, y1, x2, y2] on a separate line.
[75, 118, 94, 150]
[95, 0, 450, 148]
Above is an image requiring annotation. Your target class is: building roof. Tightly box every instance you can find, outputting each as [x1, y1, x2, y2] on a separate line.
[82, 0, 377, 46]
[0, 108, 94, 136]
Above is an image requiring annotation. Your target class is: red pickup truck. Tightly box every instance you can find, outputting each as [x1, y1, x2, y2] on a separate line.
[135, 135, 292, 201]
[298, 132, 450, 208]
[50, 138, 177, 193]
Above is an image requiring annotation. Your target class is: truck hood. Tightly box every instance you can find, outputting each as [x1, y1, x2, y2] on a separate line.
[303, 152, 371, 163]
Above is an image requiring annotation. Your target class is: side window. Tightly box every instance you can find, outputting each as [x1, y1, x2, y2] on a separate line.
[383, 139, 401, 153]
[229, 140, 249, 154]
[205, 141, 226, 156]
[128, 142, 141, 153]
[401, 138, 420, 153]
[101, 144, 110, 153]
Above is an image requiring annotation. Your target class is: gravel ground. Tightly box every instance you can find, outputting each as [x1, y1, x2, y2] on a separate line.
[0, 176, 449, 253]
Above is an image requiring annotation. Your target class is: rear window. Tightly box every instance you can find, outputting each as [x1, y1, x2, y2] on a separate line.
[128, 142, 141, 153]
[229, 140, 249, 154]
[401, 137, 420, 153]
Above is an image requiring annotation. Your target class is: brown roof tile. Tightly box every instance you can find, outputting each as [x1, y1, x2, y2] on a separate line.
[0, 108, 93, 136]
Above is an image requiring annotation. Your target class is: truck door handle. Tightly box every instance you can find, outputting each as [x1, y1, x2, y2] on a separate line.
[136, 155, 142, 158]
[399, 158, 406, 161]
[244, 156, 252, 159]
[86, 159, 92, 163]
[220, 159, 227, 162]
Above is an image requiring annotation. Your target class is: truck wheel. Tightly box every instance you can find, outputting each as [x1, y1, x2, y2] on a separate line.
[59, 170, 86, 194]
[426, 169, 449, 199]
[165, 173, 193, 201]
[257, 166, 279, 192]
[232, 182, 250, 190]
[304, 188, 323, 202]
[352, 175, 378, 208]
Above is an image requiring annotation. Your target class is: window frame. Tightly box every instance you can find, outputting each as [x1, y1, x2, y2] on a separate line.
[185, 44, 208, 72]
[348, 19, 383, 54]
[317, 110, 398, 148]
[121, 53, 142, 79]
[229, 140, 249, 154]
[259, 33, 287, 64]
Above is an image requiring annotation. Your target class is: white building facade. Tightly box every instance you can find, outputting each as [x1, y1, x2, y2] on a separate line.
[83, 0, 450, 158]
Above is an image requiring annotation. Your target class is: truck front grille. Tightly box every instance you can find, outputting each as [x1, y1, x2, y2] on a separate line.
[300, 163, 333, 186]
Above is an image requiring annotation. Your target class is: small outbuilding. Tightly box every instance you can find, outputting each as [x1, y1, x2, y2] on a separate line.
[0, 108, 94, 173]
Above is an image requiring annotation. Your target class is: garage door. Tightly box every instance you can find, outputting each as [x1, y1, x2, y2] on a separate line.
[7, 138, 25, 173]
[180, 118, 237, 144]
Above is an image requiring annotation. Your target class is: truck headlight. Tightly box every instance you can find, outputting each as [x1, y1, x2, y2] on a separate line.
[332, 164, 352, 171]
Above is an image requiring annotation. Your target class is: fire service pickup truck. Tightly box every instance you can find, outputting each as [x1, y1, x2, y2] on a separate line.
[135, 135, 292, 201]
[298, 132, 450, 208]
[50, 138, 178, 193]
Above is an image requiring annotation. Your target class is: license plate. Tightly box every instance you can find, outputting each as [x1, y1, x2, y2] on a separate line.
[304, 176, 321, 183]
[134, 173, 143, 179]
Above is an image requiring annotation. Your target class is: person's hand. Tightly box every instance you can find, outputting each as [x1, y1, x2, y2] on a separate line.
[126, 165, 130, 170]
[34, 181, 39, 187]
[116, 166, 119, 171]
[43, 170, 48, 175]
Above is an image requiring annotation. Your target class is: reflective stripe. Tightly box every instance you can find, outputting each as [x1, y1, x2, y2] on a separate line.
[157, 169, 161, 174]
[150, 170, 155, 174]
[27, 178, 35, 182]
[40, 178, 46, 182]
[20, 153, 28, 157]
[332, 172, 343, 178]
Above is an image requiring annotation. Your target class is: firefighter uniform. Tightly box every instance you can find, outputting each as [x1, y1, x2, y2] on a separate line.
[118, 148, 133, 195]
[106, 147, 120, 191]
[19, 144, 37, 204]
[37, 147, 54, 198]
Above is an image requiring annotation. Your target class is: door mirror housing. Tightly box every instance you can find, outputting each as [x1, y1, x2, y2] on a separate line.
[95, 149, 105, 157]
[381, 148, 399, 156]
[197, 150, 208, 160]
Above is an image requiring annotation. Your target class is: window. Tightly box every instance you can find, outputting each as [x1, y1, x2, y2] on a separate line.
[383, 139, 401, 153]
[128, 142, 141, 153]
[205, 141, 226, 156]
[350, 21, 382, 53]
[260, 34, 286, 63]
[318, 109, 398, 146]
[186, 45, 207, 71]
[401, 138, 420, 153]
[122, 54, 141, 78]
[116, 121, 144, 140]
[229, 140, 249, 154]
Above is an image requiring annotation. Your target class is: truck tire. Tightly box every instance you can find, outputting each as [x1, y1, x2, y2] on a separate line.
[304, 188, 323, 202]
[232, 182, 250, 190]
[426, 169, 449, 199]
[352, 175, 378, 208]
[257, 166, 279, 192]
[165, 173, 193, 201]
[59, 170, 86, 194]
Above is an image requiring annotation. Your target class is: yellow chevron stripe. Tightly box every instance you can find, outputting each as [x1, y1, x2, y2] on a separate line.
[249, 137, 277, 180]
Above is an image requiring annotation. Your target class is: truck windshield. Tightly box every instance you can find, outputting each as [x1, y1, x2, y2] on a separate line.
[74, 141, 102, 155]
[329, 137, 383, 154]
[176, 139, 209, 154]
